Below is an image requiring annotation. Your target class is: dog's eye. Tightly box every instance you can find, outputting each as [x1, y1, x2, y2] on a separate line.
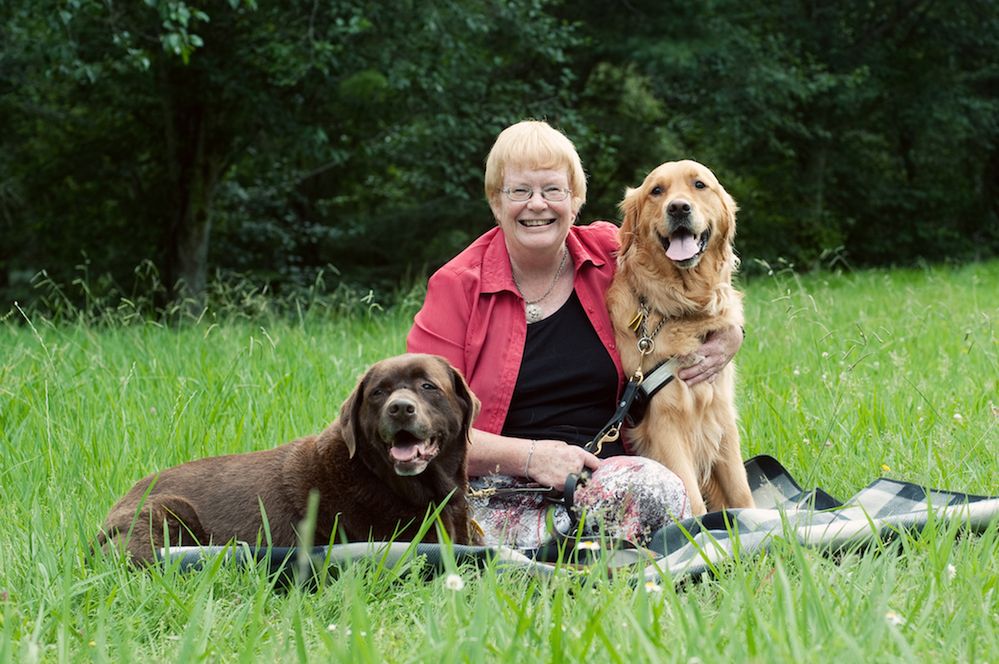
[650, 185, 663, 196]
[694, 180, 706, 190]
[421, 382, 438, 391]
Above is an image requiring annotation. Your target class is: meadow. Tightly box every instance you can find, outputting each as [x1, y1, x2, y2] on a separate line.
[1, 260, 996, 662]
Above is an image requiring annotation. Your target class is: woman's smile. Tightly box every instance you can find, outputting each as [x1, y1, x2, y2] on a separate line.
[519, 218, 556, 227]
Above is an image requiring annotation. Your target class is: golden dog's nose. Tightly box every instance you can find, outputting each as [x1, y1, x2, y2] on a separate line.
[667, 199, 691, 217]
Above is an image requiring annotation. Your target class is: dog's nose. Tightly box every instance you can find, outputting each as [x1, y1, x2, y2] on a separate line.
[387, 397, 417, 418]
[667, 199, 691, 217]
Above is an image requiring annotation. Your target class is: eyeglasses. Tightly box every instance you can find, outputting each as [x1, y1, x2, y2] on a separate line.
[501, 185, 572, 202]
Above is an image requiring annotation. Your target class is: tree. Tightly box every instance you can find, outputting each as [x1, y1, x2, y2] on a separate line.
[2, 0, 582, 302]
[561, 0, 999, 270]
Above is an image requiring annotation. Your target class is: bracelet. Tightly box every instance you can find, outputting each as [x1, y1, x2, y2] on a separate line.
[523, 440, 538, 477]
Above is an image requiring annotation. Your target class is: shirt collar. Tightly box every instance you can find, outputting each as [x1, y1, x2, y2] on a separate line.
[480, 225, 606, 294]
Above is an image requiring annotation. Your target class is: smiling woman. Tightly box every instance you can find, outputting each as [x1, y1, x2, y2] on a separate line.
[406, 120, 745, 547]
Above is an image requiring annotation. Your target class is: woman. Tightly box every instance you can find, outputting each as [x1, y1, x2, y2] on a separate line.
[407, 120, 742, 547]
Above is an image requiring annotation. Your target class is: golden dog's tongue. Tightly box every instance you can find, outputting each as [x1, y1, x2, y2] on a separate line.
[666, 231, 699, 261]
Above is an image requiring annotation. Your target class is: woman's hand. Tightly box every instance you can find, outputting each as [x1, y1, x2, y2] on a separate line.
[524, 439, 602, 491]
[467, 429, 602, 491]
[677, 324, 743, 386]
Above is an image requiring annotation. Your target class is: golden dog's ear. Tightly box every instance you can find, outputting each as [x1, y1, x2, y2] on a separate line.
[440, 357, 480, 441]
[335, 368, 370, 458]
[617, 186, 640, 256]
[719, 187, 739, 244]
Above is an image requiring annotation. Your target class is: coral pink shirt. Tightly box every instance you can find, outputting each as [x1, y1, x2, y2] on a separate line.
[406, 222, 625, 435]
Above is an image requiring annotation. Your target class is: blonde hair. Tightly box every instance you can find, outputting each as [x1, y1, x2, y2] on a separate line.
[484, 120, 587, 213]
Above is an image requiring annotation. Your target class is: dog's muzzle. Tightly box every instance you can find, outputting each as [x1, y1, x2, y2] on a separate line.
[659, 215, 710, 268]
[380, 395, 441, 476]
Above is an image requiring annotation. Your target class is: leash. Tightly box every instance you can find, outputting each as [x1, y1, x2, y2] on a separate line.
[584, 296, 678, 455]
[467, 473, 590, 515]
[583, 358, 678, 455]
[467, 484, 555, 500]
[584, 369, 644, 455]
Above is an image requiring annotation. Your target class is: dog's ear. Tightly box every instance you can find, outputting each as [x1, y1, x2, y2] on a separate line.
[335, 369, 370, 458]
[440, 357, 479, 441]
[718, 187, 739, 244]
[617, 186, 640, 256]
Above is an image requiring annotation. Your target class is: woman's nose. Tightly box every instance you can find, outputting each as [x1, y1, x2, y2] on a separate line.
[526, 190, 548, 208]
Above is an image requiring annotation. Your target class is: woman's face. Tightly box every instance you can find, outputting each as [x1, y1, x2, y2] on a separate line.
[490, 167, 575, 261]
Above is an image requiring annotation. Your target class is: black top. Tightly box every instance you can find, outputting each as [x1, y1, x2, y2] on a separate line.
[501, 291, 623, 457]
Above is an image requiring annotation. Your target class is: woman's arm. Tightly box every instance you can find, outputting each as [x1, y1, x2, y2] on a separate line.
[676, 324, 744, 385]
[469, 428, 601, 491]
[406, 269, 473, 374]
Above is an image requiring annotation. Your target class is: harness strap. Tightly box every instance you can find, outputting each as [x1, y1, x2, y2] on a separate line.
[625, 357, 679, 426]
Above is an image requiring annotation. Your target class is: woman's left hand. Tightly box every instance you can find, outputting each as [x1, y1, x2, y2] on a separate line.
[677, 324, 743, 385]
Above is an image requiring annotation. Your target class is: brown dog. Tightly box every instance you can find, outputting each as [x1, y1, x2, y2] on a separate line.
[97, 353, 481, 564]
[607, 160, 754, 515]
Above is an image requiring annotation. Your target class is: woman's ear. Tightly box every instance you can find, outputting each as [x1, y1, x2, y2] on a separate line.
[488, 194, 503, 224]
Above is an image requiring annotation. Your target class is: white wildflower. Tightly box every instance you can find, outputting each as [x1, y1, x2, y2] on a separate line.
[644, 581, 663, 594]
[577, 541, 601, 551]
[885, 611, 906, 627]
[953, 413, 964, 423]
[444, 573, 465, 592]
[946, 564, 957, 581]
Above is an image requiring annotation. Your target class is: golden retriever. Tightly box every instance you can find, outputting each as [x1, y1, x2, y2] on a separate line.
[606, 160, 754, 515]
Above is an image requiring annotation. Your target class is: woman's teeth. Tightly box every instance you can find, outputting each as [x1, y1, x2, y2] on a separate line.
[520, 219, 554, 227]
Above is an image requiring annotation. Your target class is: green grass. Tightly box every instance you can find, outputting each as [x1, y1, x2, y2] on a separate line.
[1, 261, 996, 662]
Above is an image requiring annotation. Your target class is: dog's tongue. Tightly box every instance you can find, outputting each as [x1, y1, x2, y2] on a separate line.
[666, 230, 699, 261]
[390, 443, 423, 463]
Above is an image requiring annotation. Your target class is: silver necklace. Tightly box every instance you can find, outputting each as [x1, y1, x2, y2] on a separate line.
[512, 247, 568, 324]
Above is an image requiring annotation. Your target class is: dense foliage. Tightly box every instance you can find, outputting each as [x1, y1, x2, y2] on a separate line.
[2, 0, 996, 305]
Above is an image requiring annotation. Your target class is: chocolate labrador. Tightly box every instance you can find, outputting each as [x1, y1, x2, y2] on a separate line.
[97, 353, 481, 564]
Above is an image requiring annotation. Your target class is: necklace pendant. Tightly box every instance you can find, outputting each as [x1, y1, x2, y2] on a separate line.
[525, 302, 543, 323]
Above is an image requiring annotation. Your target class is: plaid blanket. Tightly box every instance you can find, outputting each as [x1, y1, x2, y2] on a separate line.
[160, 455, 999, 581]
[640, 454, 999, 580]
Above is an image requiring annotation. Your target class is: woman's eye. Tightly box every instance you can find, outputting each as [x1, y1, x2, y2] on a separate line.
[694, 180, 706, 190]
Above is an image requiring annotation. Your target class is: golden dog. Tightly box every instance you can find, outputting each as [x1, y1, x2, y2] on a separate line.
[607, 160, 754, 515]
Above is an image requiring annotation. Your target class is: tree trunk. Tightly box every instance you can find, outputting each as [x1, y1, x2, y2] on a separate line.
[160, 65, 223, 308]
[805, 142, 827, 226]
